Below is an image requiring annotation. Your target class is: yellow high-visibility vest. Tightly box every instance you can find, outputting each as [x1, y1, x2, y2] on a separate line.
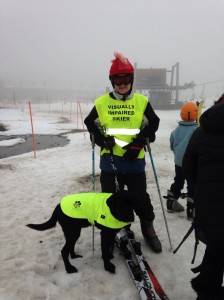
[95, 93, 148, 158]
[60, 193, 130, 229]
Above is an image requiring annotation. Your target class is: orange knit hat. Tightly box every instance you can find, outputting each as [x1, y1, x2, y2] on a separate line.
[180, 102, 198, 121]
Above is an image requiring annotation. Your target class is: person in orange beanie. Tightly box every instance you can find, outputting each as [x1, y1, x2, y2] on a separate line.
[164, 102, 198, 219]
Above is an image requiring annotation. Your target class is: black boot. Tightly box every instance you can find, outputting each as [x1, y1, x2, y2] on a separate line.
[166, 190, 184, 212]
[140, 220, 162, 253]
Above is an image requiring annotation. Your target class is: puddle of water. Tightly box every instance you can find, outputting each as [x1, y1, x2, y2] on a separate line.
[0, 134, 69, 159]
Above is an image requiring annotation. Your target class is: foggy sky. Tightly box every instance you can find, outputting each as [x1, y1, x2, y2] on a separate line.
[0, 0, 224, 97]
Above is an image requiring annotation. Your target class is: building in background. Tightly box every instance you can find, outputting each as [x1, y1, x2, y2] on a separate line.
[134, 62, 195, 109]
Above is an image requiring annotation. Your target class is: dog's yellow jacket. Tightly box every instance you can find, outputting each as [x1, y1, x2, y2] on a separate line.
[60, 193, 130, 229]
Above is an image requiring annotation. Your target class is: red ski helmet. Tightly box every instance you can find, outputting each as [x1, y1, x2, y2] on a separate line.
[180, 102, 198, 121]
[109, 52, 134, 76]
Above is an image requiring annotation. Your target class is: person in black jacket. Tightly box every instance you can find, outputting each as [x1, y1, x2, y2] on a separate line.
[183, 94, 224, 300]
[84, 52, 162, 253]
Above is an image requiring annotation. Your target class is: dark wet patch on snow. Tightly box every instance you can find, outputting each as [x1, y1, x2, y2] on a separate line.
[0, 129, 85, 159]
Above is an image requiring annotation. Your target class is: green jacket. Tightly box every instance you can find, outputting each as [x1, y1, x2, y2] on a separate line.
[60, 193, 130, 229]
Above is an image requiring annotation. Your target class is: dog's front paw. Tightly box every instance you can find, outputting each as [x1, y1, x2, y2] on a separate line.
[70, 252, 82, 259]
[104, 260, 116, 274]
[65, 265, 78, 273]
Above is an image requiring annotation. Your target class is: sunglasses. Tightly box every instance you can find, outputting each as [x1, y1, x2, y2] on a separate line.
[111, 75, 133, 86]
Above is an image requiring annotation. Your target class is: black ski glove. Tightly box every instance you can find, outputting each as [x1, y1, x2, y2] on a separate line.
[91, 133, 115, 150]
[90, 132, 105, 147]
[122, 137, 145, 161]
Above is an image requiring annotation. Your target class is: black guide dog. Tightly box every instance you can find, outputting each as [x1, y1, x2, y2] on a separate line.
[27, 190, 136, 274]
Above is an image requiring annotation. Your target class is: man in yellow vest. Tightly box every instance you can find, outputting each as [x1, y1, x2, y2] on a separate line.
[84, 52, 162, 253]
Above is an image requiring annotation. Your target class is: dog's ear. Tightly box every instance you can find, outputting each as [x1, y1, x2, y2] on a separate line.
[106, 194, 118, 218]
[107, 191, 135, 222]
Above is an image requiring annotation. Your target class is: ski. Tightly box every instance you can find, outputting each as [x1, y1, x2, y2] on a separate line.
[116, 232, 155, 300]
[116, 230, 170, 300]
[126, 231, 169, 300]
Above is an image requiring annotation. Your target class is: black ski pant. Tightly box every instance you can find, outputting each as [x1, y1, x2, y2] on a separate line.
[192, 237, 224, 292]
[100, 170, 155, 221]
[170, 164, 195, 199]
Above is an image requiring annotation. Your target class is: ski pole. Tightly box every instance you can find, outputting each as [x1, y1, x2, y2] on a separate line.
[173, 222, 200, 265]
[173, 224, 194, 254]
[91, 133, 95, 255]
[145, 138, 173, 250]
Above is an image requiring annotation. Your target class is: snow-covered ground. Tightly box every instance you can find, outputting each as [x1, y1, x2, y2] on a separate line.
[0, 100, 211, 300]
